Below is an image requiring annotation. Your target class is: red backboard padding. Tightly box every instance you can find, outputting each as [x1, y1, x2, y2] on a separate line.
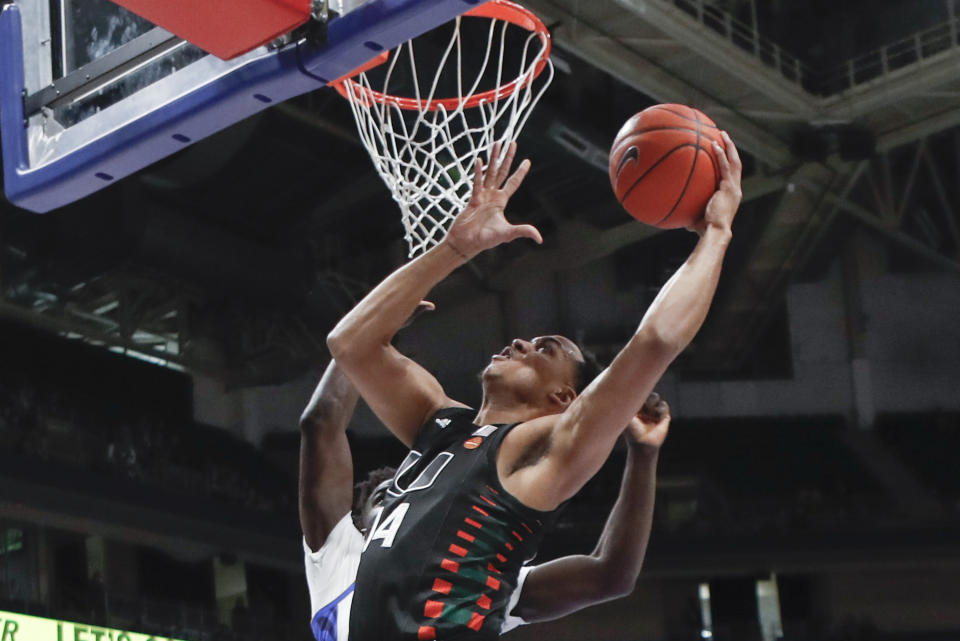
[109, 0, 312, 60]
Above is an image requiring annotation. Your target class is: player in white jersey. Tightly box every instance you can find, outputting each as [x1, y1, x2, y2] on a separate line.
[300, 319, 670, 640]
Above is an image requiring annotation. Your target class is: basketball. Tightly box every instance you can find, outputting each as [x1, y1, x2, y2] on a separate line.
[609, 104, 724, 229]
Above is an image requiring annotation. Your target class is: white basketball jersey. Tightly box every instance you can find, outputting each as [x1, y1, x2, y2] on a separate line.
[304, 514, 364, 641]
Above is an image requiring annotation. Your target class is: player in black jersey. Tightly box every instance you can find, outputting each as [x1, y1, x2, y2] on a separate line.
[328, 136, 742, 640]
[300, 355, 670, 641]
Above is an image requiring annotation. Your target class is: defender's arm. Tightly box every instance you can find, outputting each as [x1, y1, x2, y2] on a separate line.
[299, 360, 359, 551]
[511, 397, 669, 622]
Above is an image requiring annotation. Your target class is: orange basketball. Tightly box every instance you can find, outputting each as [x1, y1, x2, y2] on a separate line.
[609, 104, 724, 229]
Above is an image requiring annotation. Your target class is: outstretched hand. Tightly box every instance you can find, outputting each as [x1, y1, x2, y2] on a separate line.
[690, 131, 743, 235]
[442, 142, 542, 261]
[624, 392, 670, 450]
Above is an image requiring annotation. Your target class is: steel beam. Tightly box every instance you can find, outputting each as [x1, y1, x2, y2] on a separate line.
[822, 49, 960, 119]
[827, 194, 960, 274]
[896, 139, 927, 224]
[610, 0, 817, 115]
[524, 0, 795, 167]
[921, 146, 960, 249]
[877, 107, 960, 152]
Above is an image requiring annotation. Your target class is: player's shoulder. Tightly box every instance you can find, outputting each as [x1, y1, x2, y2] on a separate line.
[425, 405, 475, 429]
[498, 414, 559, 469]
[431, 404, 474, 420]
[414, 405, 476, 448]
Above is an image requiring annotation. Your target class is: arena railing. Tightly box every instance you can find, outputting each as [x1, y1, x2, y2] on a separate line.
[663, 0, 960, 97]
[666, 0, 814, 88]
[819, 13, 960, 95]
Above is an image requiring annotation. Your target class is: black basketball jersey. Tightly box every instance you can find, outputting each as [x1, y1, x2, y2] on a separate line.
[349, 407, 559, 641]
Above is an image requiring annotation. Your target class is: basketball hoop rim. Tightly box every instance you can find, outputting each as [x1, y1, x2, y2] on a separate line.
[331, 0, 552, 111]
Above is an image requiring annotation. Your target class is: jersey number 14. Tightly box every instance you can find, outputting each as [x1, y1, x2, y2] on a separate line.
[365, 450, 453, 550]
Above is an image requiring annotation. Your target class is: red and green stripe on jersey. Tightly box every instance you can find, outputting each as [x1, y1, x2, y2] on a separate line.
[417, 487, 543, 640]
[349, 408, 559, 641]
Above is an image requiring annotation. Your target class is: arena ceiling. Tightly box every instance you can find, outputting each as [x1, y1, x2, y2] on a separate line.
[1, 0, 959, 387]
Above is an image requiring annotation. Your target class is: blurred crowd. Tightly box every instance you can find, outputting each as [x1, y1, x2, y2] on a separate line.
[0, 378, 294, 515]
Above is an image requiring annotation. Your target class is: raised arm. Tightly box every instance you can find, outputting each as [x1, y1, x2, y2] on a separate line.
[299, 360, 360, 551]
[303, 302, 436, 549]
[504, 132, 741, 510]
[510, 395, 669, 623]
[327, 143, 540, 446]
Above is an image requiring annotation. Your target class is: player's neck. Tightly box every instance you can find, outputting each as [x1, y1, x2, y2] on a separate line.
[474, 394, 553, 426]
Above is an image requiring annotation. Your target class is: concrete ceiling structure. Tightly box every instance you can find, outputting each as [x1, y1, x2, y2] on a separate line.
[523, 0, 960, 371]
[1, 0, 959, 385]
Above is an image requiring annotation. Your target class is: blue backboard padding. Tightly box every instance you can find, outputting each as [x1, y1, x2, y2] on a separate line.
[0, 0, 483, 213]
[0, 5, 30, 193]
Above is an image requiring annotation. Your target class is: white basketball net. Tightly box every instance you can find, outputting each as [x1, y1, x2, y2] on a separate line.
[338, 6, 553, 257]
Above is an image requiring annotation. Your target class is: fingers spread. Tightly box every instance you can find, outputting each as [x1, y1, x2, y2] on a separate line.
[472, 157, 484, 195]
[496, 142, 518, 187]
[484, 142, 503, 189]
[502, 159, 531, 198]
[508, 224, 543, 245]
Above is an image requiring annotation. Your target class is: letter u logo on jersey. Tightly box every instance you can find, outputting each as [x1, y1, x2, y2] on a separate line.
[387, 451, 454, 498]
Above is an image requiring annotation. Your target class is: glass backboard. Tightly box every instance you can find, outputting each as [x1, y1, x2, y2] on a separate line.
[0, 0, 484, 213]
